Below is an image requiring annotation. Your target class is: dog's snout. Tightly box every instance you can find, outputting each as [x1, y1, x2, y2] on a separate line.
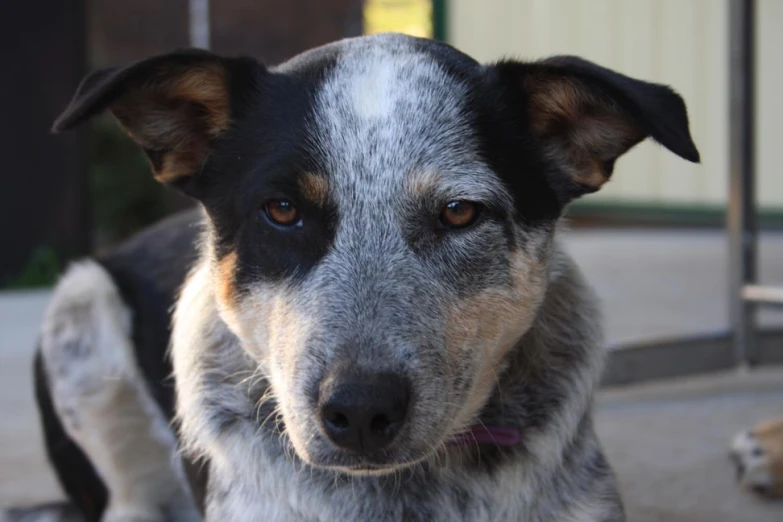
[319, 372, 409, 454]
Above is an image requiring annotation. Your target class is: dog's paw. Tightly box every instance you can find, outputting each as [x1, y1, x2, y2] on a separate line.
[730, 418, 783, 497]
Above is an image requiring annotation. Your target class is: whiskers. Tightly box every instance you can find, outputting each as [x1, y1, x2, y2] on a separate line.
[253, 388, 283, 438]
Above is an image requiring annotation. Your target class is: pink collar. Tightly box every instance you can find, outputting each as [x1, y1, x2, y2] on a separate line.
[448, 425, 521, 446]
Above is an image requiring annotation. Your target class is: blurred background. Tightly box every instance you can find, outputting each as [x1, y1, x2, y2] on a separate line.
[3, 0, 783, 287]
[1, 1, 782, 521]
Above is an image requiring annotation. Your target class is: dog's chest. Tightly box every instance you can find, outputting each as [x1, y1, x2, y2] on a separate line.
[205, 458, 531, 522]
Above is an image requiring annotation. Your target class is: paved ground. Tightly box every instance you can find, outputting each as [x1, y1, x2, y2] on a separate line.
[1, 229, 782, 519]
[598, 368, 783, 522]
[562, 228, 783, 347]
[0, 290, 65, 507]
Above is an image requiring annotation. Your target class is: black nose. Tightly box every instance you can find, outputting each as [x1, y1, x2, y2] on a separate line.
[319, 371, 410, 454]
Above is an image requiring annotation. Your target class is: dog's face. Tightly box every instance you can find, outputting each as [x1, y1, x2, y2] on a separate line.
[54, 34, 698, 474]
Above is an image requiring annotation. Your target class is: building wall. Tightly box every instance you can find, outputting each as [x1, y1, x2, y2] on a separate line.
[449, 0, 782, 210]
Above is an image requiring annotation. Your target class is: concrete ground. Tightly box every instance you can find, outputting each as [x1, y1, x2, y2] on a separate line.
[597, 368, 783, 522]
[0, 290, 64, 507]
[1, 228, 782, 520]
[561, 228, 783, 347]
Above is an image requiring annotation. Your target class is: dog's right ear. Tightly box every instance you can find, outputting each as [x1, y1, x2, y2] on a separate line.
[53, 49, 262, 188]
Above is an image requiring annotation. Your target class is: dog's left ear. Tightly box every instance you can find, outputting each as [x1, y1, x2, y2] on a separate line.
[492, 56, 700, 201]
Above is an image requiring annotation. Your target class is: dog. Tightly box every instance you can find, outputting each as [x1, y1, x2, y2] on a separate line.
[731, 418, 783, 497]
[27, 32, 700, 521]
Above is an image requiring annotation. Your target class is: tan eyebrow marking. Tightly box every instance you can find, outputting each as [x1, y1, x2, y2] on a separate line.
[298, 173, 330, 206]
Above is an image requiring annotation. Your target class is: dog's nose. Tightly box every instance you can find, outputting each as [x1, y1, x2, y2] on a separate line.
[319, 372, 409, 454]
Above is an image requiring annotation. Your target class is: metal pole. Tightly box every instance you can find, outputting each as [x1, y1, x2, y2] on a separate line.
[727, 0, 757, 367]
[189, 0, 211, 49]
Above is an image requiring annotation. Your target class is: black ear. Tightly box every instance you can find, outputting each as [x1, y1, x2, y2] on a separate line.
[492, 56, 700, 200]
[53, 49, 262, 185]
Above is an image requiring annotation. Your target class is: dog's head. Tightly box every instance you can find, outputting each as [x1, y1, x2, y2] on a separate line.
[54, 33, 698, 474]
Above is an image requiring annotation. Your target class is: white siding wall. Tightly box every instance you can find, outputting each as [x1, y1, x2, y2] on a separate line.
[449, 0, 782, 210]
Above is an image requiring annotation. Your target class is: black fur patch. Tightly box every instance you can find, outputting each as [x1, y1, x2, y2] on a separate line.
[198, 58, 340, 286]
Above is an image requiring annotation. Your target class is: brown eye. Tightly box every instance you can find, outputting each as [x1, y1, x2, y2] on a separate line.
[264, 199, 300, 227]
[439, 201, 480, 229]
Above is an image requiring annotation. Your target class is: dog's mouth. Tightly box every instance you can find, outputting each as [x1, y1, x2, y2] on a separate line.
[295, 429, 438, 476]
[337, 463, 411, 476]
[315, 452, 440, 476]
[304, 446, 426, 475]
[301, 424, 522, 476]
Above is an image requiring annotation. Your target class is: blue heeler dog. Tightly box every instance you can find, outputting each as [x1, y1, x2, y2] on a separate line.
[26, 33, 699, 522]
